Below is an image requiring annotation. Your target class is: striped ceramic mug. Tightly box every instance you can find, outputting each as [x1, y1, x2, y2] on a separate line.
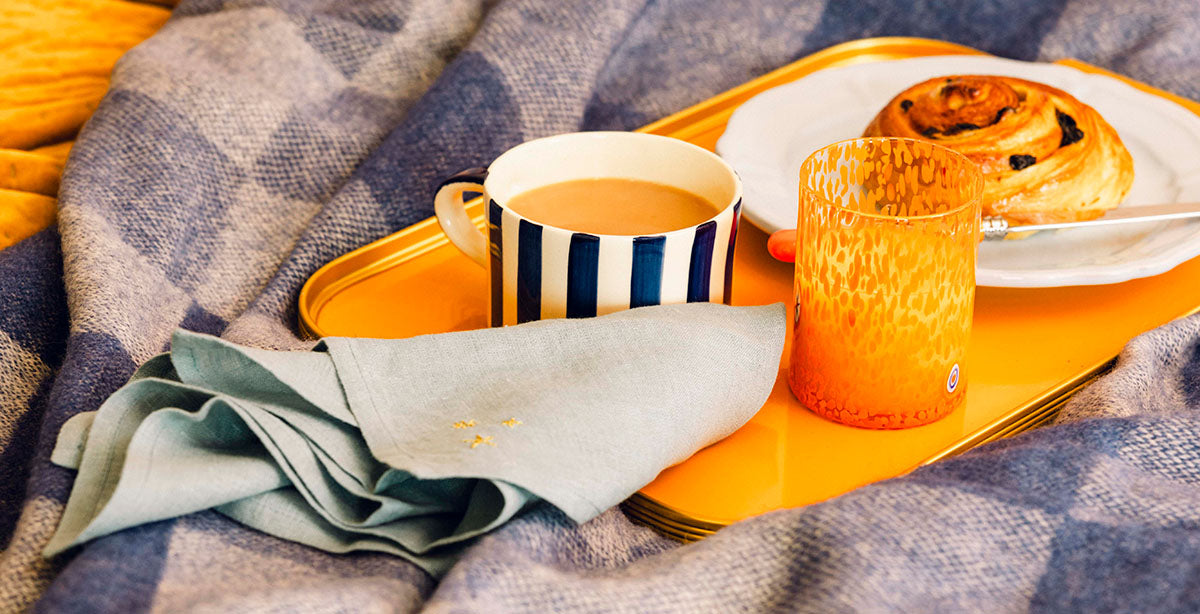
[434, 132, 743, 326]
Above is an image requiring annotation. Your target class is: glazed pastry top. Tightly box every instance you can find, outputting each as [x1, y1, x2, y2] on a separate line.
[864, 75, 1134, 225]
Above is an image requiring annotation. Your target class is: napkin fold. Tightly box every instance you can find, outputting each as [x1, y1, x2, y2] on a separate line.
[44, 303, 785, 575]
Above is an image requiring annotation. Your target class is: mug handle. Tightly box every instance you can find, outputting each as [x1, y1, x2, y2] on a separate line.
[434, 167, 490, 267]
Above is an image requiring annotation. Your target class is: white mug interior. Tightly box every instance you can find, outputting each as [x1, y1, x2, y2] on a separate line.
[484, 131, 741, 228]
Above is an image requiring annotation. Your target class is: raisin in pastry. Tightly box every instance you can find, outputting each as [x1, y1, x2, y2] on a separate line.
[863, 75, 1134, 225]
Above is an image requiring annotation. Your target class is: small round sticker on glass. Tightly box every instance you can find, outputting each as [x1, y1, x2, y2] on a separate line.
[946, 363, 961, 394]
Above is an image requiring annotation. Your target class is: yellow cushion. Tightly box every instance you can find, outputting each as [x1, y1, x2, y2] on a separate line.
[0, 188, 56, 250]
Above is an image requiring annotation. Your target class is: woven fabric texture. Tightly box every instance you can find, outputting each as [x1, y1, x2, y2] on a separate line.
[2, 0, 1200, 611]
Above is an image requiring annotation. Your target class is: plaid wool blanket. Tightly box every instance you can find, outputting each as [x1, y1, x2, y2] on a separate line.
[3, 0, 1200, 611]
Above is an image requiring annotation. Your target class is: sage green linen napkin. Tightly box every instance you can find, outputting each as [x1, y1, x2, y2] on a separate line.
[44, 303, 785, 576]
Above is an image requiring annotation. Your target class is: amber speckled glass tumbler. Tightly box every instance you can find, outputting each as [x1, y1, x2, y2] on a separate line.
[789, 138, 984, 429]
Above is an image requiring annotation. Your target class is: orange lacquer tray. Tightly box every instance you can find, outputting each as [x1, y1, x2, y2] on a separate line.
[299, 37, 1200, 541]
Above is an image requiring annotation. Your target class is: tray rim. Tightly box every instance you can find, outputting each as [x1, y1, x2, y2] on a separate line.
[298, 36, 1200, 538]
[624, 364, 1110, 536]
[301, 37, 1200, 339]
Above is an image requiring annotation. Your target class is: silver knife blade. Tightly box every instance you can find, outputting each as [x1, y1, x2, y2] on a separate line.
[982, 202, 1200, 240]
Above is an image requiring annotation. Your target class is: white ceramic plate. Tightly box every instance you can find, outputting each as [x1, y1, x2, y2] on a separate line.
[716, 55, 1200, 287]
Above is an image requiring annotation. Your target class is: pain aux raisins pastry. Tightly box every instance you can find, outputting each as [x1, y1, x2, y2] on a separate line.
[863, 75, 1134, 225]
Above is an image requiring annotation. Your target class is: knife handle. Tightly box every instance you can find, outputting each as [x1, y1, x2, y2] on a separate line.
[767, 229, 797, 263]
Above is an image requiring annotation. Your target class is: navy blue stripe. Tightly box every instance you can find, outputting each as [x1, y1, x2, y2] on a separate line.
[488, 200, 504, 327]
[566, 233, 600, 318]
[516, 220, 542, 324]
[723, 201, 741, 305]
[806, 2, 1069, 63]
[687, 221, 718, 303]
[630, 236, 665, 308]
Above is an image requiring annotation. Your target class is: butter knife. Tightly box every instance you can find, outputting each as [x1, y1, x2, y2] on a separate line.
[766, 202, 1200, 263]
[981, 202, 1200, 240]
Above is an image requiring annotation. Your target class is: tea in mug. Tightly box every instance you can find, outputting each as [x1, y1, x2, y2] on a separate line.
[506, 178, 720, 235]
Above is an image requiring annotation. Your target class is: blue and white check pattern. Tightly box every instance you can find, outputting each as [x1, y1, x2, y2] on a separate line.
[2, 0, 1200, 611]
